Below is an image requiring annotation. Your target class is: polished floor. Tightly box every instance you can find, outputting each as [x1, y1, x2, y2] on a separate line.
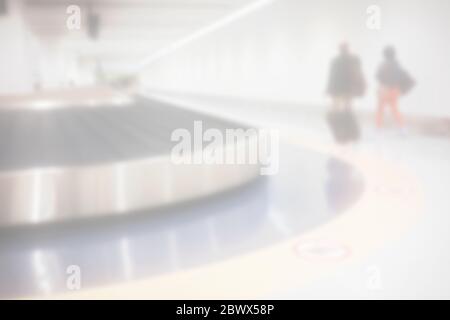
[144, 91, 450, 299]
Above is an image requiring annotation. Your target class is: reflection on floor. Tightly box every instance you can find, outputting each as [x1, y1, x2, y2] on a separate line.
[145, 91, 450, 299]
[0, 144, 364, 298]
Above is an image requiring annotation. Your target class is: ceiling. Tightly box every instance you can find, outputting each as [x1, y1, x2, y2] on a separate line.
[18, 0, 255, 67]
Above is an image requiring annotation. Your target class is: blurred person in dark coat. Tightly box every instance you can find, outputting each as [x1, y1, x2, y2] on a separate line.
[376, 46, 415, 129]
[325, 43, 365, 145]
[327, 43, 366, 110]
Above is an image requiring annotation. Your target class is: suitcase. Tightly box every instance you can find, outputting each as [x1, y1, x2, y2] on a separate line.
[326, 109, 360, 144]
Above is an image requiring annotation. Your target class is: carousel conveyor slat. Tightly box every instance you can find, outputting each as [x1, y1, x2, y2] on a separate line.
[0, 96, 246, 172]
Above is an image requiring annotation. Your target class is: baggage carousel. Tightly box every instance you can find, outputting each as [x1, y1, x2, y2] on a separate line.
[0, 89, 426, 299]
[0, 89, 369, 298]
[0, 89, 260, 227]
[0, 139, 365, 299]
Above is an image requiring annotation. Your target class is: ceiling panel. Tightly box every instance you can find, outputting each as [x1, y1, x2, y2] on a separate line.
[19, 0, 255, 67]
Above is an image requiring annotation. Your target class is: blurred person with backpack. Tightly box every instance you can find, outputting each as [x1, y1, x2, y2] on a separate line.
[376, 46, 415, 129]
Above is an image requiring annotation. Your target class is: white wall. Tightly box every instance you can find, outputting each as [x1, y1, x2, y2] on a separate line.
[142, 0, 450, 117]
